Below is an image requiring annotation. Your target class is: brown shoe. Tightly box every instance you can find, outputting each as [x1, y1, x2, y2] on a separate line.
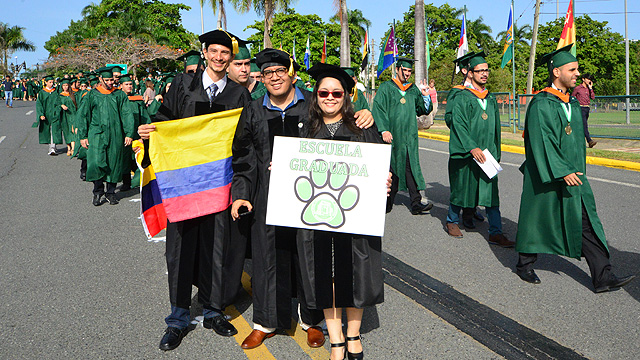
[446, 223, 463, 238]
[488, 234, 515, 248]
[306, 326, 325, 348]
[241, 329, 275, 349]
[588, 140, 598, 148]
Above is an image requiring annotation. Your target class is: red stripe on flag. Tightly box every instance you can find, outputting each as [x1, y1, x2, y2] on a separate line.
[161, 183, 232, 223]
[142, 203, 168, 238]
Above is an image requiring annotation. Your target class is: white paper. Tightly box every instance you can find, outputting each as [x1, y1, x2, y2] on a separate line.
[473, 149, 503, 179]
[266, 136, 392, 237]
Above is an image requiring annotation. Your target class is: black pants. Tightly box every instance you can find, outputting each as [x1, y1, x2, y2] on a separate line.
[388, 152, 421, 210]
[517, 205, 612, 288]
[581, 106, 593, 143]
[121, 157, 137, 188]
[93, 180, 116, 196]
[80, 159, 87, 177]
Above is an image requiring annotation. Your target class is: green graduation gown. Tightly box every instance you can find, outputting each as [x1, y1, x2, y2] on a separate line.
[515, 88, 608, 259]
[76, 86, 135, 183]
[59, 92, 76, 144]
[147, 98, 162, 118]
[371, 79, 432, 191]
[446, 86, 501, 207]
[72, 91, 90, 160]
[36, 88, 63, 144]
[250, 80, 267, 100]
[351, 88, 369, 112]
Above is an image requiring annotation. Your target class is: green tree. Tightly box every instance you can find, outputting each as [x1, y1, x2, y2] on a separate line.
[244, 9, 363, 82]
[534, 15, 640, 95]
[330, 8, 371, 42]
[0, 23, 36, 76]
[234, 0, 298, 49]
[45, 0, 194, 53]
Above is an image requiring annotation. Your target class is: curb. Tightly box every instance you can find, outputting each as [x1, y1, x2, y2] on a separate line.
[418, 130, 640, 172]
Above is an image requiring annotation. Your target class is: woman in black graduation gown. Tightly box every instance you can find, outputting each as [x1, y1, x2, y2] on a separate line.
[297, 64, 384, 360]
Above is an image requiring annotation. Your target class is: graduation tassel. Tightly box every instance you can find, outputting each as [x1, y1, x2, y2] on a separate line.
[219, 28, 239, 54]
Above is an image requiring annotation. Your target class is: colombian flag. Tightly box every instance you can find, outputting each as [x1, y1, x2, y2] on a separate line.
[149, 108, 242, 223]
[133, 140, 167, 239]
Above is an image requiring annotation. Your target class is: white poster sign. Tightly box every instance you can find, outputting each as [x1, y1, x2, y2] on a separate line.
[266, 136, 392, 237]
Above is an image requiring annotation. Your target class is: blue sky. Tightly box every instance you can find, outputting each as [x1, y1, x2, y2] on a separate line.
[4, 0, 639, 74]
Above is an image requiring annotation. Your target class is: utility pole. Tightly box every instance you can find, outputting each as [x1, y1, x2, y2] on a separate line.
[625, 0, 630, 124]
[526, 0, 542, 95]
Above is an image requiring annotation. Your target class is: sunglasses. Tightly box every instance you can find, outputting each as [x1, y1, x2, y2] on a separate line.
[317, 90, 344, 99]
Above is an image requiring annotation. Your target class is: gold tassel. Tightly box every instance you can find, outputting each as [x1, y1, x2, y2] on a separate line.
[288, 55, 295, 77]
[219, 28, 239, 54]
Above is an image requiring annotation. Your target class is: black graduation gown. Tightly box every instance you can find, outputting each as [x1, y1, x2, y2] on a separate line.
[232, 89, 324, 329]
[296, 123, 385, 309]
[154, 70, 251, 311]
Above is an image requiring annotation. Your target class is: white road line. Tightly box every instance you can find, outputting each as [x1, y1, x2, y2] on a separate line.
[0, 136, 5, 145]
[25, 110, 34, 115]
[419, 147, 640, 189]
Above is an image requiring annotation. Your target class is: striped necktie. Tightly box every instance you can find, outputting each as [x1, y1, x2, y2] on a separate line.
[208, 83, 218, 102]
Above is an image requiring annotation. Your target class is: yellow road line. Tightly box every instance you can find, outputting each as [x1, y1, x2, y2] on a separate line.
[285, 319, 330, 360]
[418, 130, 640, 172]
[227, 305, 276, 360]
[241, 271, 330, 359]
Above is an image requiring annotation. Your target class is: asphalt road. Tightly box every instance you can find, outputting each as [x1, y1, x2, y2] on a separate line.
[1, 101, 639, 359]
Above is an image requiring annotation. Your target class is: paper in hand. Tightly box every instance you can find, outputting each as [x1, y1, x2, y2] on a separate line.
[473, 149, 503, 179]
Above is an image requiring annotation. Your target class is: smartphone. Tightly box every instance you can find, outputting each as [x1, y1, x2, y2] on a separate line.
[238, 205, 253, 217]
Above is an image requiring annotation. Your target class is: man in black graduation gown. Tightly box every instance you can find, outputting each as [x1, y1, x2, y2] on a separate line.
[138, 30, 251, 351]
[230, 48, 375, 350]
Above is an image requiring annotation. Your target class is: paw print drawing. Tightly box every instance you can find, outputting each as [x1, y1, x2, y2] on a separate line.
[294, 161, 360, 228]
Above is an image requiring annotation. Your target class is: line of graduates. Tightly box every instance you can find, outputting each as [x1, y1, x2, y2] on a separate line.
[0, 77, 41, 101]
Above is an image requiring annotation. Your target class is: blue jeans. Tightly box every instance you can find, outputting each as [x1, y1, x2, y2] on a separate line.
[5, 91, 12, 106]
[165, 305, 222, 329]
[447, 203, 503, 235]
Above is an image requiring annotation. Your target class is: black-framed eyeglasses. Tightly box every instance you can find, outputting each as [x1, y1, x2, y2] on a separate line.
[317, 90, 344, 99]
[471, 69, 490, 74]
[262, 67, 288, 79]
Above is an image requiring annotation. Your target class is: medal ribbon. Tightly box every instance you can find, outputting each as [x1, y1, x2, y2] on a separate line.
[476, 99, 487, 111]
[561, 103, 572, 124]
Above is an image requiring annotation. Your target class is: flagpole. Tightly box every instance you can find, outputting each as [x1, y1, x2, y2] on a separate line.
[625, 0, 630, 124]
[511, 0, 517, 133]
[392, 19, 397, 79]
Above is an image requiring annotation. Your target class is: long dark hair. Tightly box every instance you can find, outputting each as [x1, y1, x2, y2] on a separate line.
[307, 77, 361, 137]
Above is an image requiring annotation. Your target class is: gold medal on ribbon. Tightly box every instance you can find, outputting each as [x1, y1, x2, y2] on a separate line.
[400, 97, 406, 104]
[565, 125, 572, 135]
[481, 112, 488, 120]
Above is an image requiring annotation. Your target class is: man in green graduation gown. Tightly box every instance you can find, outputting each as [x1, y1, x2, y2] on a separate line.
[36, 75, 63, 155]
[77, 66, 135, 206]
[119, 74, 150, 190]
[227, 44, 267, 100]
[342, 67, 369, 112]
[177, 50, 203, 74]
[444, 52, 514, 247]
[515, 45, 635, 292]
[372, 57, 433, 215]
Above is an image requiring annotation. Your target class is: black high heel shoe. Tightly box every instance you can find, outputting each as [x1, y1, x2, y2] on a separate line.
[330, 341, 347, 360]
[346, 335, 363, 360]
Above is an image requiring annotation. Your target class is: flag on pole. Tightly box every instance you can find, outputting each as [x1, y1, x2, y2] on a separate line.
[501, 5, 514, 68]
[361, 30, 369, 70]
[377, 26, 396, 78]
[292, 37, 297, 62]
[455, 13, 469, 73]
[304, 36, 311, 70]
[557, 0, 576, 56]
[321, 34, 327, 63]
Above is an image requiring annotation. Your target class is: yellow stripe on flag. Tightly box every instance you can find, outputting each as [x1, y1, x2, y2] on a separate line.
[150, 108, 243, 172]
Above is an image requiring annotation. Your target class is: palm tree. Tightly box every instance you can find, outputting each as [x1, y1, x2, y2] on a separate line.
[333, 0, 350, 66]
[200, 0, 228, 30]
[234, 0, 297, 49]
[0, 23, 35, 76]
[466, 16, 492, 50]
[414, 0, 426, 82]
[330, 9, 370, 43]
[497, 23, 532, 48]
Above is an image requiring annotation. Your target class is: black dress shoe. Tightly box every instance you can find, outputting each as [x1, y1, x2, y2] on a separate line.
[203, 314, 237, 337]
[410, 202, 433, 215]
[594, 275, 636, 293]
[92, 194, 103, 206]
[80, 172, 86, 181]
[159, 326, 188, 351]
[462, 218, 475, 229]
[517, 270, 541, 284]
[105, 193, 119, 205]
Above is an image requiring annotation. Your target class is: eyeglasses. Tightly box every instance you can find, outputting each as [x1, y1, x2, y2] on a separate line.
[471, 69, 491, 74]
[262, 68, 288, 79]
[317, 90, 344, 99]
